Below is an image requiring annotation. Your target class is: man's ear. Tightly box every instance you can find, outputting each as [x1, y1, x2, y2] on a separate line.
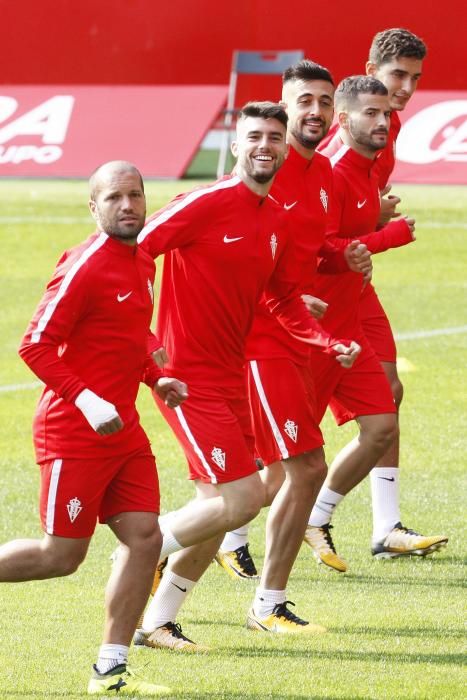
[366, 60, 377, 77]
[89, 200, 98, 222]
[337, 110, 349, 130]
[230, 141, 238, 158]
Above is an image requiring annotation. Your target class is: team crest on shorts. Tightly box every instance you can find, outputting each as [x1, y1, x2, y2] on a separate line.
[320, 187, 328, 212]
[270, 233, 277, 260]
[284, 419, 298, 442]
[147, 278, 154, 303]
[211, 447, 226, 470]
[67, 496, 83, 523]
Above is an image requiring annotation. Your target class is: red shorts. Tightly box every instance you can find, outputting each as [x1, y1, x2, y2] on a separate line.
[246, 358, 323, 466]
[359, 285, 397, 363]
[310, 336, 396, 426]
[40, 446, 159, 538]
[154, 387, 258, 484]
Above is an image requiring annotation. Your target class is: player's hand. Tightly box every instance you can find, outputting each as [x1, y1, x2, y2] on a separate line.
[154, 377, 188, 408]
[75, 388, 124, 435]
[402, 216, 416, 239]
[333, 341, 361, 369]
[302, 294, 328, 319]
[96, 415, 124, 436]
[152, 346, 169, 368]
[345, 241, 373, 283]
[379, 185, 401, 226]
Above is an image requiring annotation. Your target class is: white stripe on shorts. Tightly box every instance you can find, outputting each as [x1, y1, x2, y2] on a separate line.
[249, 360, 289, 460]
[174, 406, 218, 484]
[45, 459, 62, 534]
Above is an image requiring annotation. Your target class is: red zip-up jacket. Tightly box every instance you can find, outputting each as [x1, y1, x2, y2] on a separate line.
[19, 233, 161, 463]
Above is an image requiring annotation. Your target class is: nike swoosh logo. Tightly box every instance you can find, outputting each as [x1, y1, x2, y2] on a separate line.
[357, 199, 367, 208]
[171, 583, 187, 592]
[223, 235, 244, 243]
[378, 477, 395, 482]
[284, 201, 298, 210]
[117, 291, 132, 302]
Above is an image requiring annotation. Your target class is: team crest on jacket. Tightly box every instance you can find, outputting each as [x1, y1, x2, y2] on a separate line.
[284, 419, 298, 442]
[67, 497, 83, 523]
[320, 187, 328, 212]
[147, 278, 154, 303]
[270, 233, 277, 259]
[211, 446, 226, 470]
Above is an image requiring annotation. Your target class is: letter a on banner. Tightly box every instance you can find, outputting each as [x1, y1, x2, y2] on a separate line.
[0, 96, 75, 145]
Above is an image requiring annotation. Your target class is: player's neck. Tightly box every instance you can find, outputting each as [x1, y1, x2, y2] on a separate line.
[238, 170, 273, 198]
[288, 134, 316, 161]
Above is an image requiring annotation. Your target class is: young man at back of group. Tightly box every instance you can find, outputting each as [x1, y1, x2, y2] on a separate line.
[305, 29, 447, 570]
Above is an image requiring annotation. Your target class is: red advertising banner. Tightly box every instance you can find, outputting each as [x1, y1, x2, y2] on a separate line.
[393, 91, 467, 184]
[0, 87, 465, 183]
[0, 86, 227, 178]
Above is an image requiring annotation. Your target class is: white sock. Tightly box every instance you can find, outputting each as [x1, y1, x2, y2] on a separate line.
[158, 516, 183, 560]
[221, 524, 250, 552]
[308, 487, 344, 527]
[96, 644, 128, 674]
[253, 587, 286, 618]
[370, 467, 401, 542]
[143, 571, 196, 632]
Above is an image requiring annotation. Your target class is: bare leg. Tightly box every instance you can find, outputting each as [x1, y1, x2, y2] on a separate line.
[374, 362, 403, 467]
[218, 464, 285, 554]
[105, 511, 161, 645]
[260, 461, 286, 505]
[260, 449, 326, 591]
[166, 471, 264, 548]
[326, 413, 398, 495]
[143, 483, 227, 633]
[0, 534, 90, 581]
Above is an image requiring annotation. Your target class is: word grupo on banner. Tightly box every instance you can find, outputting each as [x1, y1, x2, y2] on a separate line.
[0, 85, 227, 178]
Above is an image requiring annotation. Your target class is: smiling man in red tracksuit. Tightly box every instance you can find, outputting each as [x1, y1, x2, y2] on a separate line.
[132, 102, 362, 647]
[0, 161, 187, 696]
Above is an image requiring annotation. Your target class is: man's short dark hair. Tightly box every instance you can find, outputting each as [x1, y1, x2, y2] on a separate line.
[369, 28, 427, 66]
[334, 75, 388, 110]
[283, 59, 334, 86]
[238, 101, 288, 130]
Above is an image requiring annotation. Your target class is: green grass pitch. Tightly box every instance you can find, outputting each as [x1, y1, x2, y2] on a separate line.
[0, 179, 465, 699]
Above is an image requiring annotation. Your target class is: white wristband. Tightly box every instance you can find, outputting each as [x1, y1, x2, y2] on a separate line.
[75, 389, 119, 432]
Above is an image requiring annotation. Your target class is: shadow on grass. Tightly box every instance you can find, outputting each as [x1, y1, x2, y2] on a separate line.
[323, 573, 465, 589]
[333, 624, 465, 639]
[225, 646, 465, 666]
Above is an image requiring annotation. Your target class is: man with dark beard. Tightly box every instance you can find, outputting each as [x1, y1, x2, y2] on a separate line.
[304, 76, 425, 571]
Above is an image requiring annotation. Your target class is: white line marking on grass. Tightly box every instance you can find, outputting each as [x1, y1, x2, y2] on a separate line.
[0, 381, 43, 393]
[395, 325, 467, 340]
[0, 216, 90, 224]
[1, 326, 466, 394]
[420, 222, 467, 230]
